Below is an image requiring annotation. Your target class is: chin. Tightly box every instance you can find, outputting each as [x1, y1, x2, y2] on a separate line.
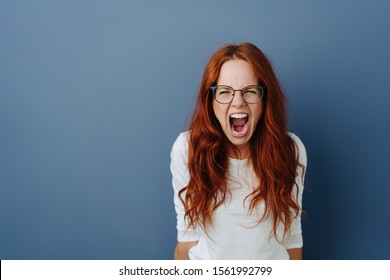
[229, 137, 250, 147]
[225, 127, 254, 154]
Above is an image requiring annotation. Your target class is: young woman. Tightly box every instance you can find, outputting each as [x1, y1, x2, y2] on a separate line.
[170, 43, 307, 260]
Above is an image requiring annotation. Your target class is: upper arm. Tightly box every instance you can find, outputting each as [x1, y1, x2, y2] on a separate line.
[170, 132, 201, 242]
[283, 133, 308, 249]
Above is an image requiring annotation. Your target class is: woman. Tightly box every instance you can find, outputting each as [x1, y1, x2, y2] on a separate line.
[170, 43, 307, 260]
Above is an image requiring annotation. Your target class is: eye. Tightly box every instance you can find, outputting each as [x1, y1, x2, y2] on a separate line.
[215, 86, 233, 96]
[218, 90, 231, 95]
[243, 88, 260, 95]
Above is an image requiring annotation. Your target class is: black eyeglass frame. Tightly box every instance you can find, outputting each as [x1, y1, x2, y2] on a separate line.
[210, 84, 266, 104]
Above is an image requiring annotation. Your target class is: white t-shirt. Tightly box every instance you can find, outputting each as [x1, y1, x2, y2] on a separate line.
[170, 131, 307, 260]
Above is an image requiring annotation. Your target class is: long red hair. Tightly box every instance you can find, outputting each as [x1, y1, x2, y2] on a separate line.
[180, 43, 303, 240]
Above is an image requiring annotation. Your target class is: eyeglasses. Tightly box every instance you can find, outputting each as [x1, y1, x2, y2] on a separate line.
[210, 84, 266, 104]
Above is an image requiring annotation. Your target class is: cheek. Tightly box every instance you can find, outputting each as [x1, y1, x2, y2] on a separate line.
[212, 101, 226, 124]
[251, 104, 264, 126]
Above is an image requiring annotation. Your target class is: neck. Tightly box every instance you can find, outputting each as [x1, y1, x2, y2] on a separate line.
[228, 144, 250, 159]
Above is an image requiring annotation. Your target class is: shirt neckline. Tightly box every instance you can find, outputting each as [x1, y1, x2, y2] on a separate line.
[228, 157, 249, 165]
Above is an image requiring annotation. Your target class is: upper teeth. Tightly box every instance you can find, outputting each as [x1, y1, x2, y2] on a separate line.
[231, 113, 248, 119]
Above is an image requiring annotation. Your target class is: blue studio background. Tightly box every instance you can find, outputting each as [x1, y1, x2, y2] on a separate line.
[1, 0, 389, 260]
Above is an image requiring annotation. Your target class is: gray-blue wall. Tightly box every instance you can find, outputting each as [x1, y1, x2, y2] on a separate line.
[1, 0, 389, 259]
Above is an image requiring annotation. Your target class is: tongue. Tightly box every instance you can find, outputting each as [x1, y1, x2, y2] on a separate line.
[234, 125, 245, 132]
[231, 118, 246, 126]
[231, 118, 246, 133]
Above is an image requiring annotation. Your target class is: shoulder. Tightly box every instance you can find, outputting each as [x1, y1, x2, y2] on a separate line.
[287, 132, 305, 151]
[287, 132, 307, 167]
[172, 131, 190, 150]
[171, 131, 190, 159]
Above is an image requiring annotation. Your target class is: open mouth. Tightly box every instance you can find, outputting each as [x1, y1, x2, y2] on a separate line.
[230, 113, 248, 136]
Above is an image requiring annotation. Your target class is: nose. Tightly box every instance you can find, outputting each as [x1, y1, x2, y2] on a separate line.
[231, 90, 246, 107]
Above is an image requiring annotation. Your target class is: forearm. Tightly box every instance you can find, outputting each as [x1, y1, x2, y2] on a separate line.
[174, 241, 198, 260]
[287, 247, 302, 260]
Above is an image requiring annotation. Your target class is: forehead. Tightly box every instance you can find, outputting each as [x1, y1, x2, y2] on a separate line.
[217, 59, 258, 87]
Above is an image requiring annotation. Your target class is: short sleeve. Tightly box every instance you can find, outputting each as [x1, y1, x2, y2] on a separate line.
[282, 133, 307, 249]
[170, 131, 200, 242]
